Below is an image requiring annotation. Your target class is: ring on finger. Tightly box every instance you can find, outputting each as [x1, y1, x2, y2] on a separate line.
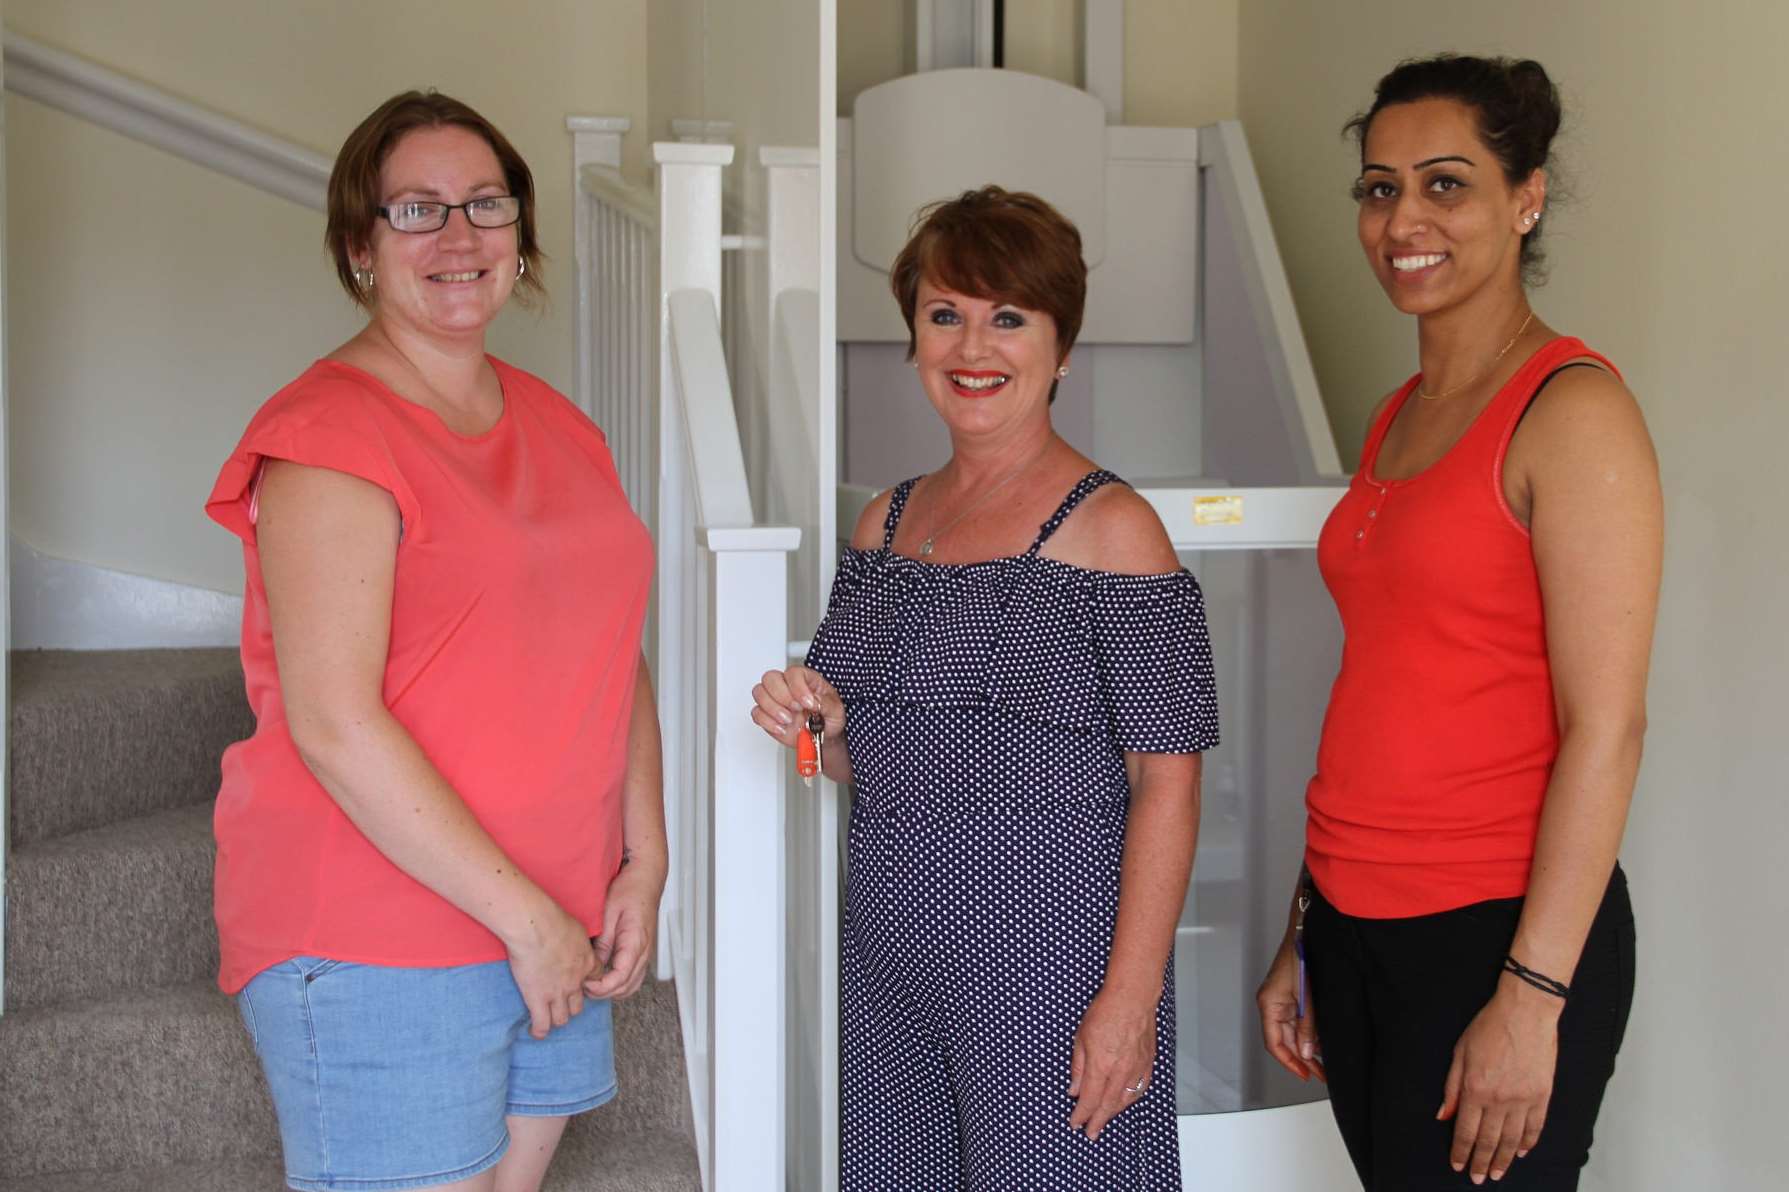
[1124, 1078, 1149, 1095]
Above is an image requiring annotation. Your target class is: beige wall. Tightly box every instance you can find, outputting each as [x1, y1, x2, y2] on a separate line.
[1124, 0, 1236, 127]
[647, 0, 707, 150]
[4, 0, 648, 592]
[837, 0, 1239, 123]
[1237, 3, 1787, 1187]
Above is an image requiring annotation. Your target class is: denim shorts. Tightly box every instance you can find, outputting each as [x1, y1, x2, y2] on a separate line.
[236, 956, 617, 1191]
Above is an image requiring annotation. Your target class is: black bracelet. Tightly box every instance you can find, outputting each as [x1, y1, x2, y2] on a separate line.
[1502, 955, 1570, 999]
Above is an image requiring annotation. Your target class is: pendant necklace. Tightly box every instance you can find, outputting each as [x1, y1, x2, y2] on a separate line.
[918, 443, 1052, 558]
[1418, 309, 1536, 401]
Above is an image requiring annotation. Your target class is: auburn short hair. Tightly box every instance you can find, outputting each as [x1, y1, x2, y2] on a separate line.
[889, 185, 1087, 362]
[325, 90, 545, 308]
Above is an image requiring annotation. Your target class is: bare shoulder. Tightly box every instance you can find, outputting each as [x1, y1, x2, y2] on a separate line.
[1043, 482, 1181, 575]
[849, 486, 897, 551]
[1515, 363, 1656, 473]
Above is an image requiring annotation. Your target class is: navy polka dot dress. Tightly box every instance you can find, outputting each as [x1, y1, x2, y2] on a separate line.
[807, 471, 1220, 1191]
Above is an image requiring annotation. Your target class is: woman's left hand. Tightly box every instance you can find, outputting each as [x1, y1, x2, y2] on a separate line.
[1068, 985, 1159, 1141]
[1438, 982, 1561, 1183]
[584, 860, 665, 1000]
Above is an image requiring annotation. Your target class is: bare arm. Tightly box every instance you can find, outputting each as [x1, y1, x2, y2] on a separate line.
[257, 459, 596, 1036]
[1441, 368, 1662, 1181]
[1069, 746, 1202, 1142]
[585, 656, 668, 999]
[1508, 370, 1660, 989]
[1064, 483, 1205, 1139]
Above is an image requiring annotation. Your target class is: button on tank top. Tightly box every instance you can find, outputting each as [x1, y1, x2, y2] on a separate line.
[1304, 336, 1620, 918]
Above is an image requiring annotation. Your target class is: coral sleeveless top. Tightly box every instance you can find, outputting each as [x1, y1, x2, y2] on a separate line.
[205, 358, 652, 992]
[1304, 337, 1618, 918]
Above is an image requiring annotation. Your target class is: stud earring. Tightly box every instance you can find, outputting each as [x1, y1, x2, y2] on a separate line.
[1056, 366, 1069, 379]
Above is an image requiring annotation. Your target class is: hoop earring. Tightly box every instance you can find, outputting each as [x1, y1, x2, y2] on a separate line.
[517, 255, 527, 280]
[356, 266, 374, 290]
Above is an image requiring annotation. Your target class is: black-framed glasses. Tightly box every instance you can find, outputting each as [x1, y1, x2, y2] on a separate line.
[377, 195, 522, 234]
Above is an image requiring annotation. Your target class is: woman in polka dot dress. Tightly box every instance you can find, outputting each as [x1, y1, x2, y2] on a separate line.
[752, 187, 1219, 1190]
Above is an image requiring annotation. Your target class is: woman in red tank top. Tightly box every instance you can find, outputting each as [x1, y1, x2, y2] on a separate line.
[1254, 58, 1662, 1190]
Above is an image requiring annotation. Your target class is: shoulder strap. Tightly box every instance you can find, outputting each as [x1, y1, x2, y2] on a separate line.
[1027, 470, 1127, 556]
[1359, 374, 1422, 478]
[1496, 337, 1621, 447]
[882, 477, 922, 549]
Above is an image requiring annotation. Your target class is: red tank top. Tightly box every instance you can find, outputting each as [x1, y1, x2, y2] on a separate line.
[1304, 336, 1619, 918]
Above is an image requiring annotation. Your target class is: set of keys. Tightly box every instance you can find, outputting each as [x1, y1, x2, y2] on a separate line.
[795, 711, 825, 786]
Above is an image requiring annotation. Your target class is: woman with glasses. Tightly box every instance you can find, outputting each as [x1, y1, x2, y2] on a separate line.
[205, 91, 662, 1192]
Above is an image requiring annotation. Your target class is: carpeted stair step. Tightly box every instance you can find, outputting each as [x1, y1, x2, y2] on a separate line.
[0, 1159, 288, 1191]
[4, 803, 216, 1012]
[0, 975, 690, 1179]
[8, 649, 252, 848]
[0, 981, 279, 1177]
[598, 976, 695, 1141]
[0, 1128, 700, 1192]
[545, 1128, 701, 1191]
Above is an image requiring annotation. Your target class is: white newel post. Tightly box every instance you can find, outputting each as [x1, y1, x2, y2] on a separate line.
[656, 142, 734, 996]
[760, 144, 840, 1192]
[704, 528, 800, 1191]
[761, 148, 822, 313]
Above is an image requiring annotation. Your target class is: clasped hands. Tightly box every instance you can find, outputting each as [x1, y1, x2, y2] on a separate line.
[506, 862, 661, 1040]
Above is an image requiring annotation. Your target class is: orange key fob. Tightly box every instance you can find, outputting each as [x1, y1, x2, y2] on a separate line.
[796, 713, 823, 783]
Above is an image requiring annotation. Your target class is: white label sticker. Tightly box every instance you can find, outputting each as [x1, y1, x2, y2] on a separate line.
[1194, 495, 1245, 526]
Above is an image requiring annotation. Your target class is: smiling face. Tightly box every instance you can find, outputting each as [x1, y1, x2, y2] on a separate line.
[912, 277, 1065, 442]
[359, 125, 520, 343]
[1355, 97, 1544, 316]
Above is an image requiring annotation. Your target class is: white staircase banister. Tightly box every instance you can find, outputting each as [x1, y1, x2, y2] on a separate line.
[668, 290, 755, 529]
[580, 163, 659, 229]
[2, 31, 331, 210]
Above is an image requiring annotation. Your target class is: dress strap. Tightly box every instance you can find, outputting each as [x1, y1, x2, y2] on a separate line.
[1026, 470, 1128, 556]
[882, 477, 922, 549]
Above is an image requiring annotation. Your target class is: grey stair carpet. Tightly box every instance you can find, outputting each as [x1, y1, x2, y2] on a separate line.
[8, 648, 253, 847]
[1, 649, 699, 1188]
[0, 982, 279, 1176]
[0, 1129, 700, 1192]
[4, 802, 216, 1011]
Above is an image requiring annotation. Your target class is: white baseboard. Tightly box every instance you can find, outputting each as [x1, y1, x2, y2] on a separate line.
[9, 536, 241, 649]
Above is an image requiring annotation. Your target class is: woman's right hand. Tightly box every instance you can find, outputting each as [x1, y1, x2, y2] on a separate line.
[504, 898, 600, 1040]
[1257, 929, 1324, 1082]
[751, 665, 847, 761]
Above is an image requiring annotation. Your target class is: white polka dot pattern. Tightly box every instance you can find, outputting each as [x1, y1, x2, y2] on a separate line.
[807, 471, 1220, 1190]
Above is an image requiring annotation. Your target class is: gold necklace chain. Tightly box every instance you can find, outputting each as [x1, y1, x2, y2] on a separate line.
[1418, 310, 1536, 401]
[918, 443, 1052, 557]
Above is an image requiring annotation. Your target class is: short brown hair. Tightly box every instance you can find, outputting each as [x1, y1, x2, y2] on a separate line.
[889, 186, 1087, 363]
[325, 90, 545, 308]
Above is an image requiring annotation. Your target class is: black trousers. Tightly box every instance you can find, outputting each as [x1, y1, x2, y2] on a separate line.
[1304, 866, 1636, 1192]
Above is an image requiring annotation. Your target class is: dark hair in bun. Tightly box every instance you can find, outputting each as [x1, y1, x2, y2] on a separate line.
[1345, 55, 1563, 283]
